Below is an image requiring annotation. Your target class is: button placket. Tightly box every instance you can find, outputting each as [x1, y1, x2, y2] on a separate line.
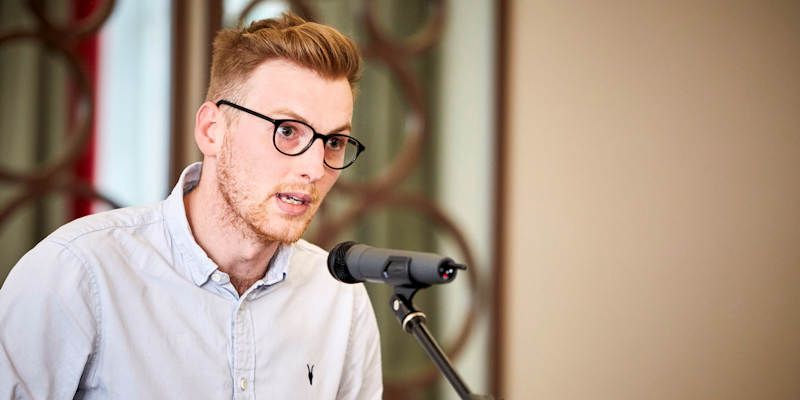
[233, 301, 255, 399]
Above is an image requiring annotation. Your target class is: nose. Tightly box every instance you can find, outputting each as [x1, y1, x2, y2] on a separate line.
[297, 138, 326, 182]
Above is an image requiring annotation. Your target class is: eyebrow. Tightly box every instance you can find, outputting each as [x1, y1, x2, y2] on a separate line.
[272, 108, 352, 135]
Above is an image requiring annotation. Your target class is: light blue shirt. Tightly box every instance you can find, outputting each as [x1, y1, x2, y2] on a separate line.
[0, 163, 382, 399]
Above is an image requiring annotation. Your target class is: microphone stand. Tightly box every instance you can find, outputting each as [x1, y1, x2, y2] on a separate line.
[389, 283, 494, 399]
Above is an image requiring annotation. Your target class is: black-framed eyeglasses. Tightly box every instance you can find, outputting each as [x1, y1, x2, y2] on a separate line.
[216, 99, 365, 170]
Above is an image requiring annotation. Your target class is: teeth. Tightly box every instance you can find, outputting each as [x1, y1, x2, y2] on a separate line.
[279, 194, 304, 205]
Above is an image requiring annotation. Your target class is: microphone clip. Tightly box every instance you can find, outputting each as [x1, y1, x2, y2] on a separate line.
[382, 256, 430, 290]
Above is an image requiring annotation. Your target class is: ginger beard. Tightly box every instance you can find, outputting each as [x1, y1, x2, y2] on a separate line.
[216, 132, 321, 244]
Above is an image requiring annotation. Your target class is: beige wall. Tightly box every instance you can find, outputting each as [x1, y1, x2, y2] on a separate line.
[503, 1, 800, 399]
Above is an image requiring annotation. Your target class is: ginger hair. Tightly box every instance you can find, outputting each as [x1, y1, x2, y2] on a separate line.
[205, 12, 361, 103]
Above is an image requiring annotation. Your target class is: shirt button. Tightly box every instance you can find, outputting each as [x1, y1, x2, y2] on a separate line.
[211, 272, 222, 283]
[239, 377, 248, 391]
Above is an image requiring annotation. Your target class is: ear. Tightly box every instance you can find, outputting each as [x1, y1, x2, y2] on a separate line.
[194, 101, 227, 157]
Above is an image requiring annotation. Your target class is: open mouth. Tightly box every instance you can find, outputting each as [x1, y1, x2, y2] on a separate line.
[276, 193, 311, 206]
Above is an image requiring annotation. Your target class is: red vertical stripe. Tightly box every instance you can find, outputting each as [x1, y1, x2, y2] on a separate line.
[72, 0, 100, 218]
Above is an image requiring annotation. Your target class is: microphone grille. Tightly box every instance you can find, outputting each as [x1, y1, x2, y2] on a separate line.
[327, 241, 360, 284]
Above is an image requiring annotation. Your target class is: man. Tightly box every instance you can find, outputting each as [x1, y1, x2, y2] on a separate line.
[0, 13, 382, 399]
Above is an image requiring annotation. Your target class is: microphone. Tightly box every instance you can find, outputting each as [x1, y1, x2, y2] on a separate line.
[327, 241, 466, 288]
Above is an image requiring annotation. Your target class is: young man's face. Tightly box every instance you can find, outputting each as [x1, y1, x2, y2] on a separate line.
[216, 59, 353, 244]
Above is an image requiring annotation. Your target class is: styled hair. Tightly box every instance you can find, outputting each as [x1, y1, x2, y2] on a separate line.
[205, 12, 361, 102]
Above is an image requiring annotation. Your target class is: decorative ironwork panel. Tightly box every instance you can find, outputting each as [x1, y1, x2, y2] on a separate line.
[0, 0, 120, 279]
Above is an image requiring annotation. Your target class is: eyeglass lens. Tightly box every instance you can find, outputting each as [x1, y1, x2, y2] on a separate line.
[273, 121, 359, 169]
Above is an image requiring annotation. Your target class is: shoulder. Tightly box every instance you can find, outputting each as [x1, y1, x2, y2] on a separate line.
[285, 239, 370, 301]
[1, 234, 101, 341]
[46, 203, 165, 246]
[286, 239, 337, 278]
[286, 239, 335, 285]
[4, 202, 168, 289]
[3, 203, 159, 282]
[290, 239, 329, 263]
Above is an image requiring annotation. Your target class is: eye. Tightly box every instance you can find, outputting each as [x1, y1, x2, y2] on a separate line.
[326, 136, 347, 151]
[276, 124, 296, 138]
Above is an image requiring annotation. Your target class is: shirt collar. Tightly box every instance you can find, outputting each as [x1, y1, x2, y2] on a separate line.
[164, 162, 292, 288]
[265, 244, 292, 285]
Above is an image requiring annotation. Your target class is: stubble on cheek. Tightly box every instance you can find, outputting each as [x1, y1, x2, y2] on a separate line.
[216, 135, 272, 242]
[216, 133, 333, 244]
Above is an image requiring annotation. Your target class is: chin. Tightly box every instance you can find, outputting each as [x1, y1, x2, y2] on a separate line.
[254, 218, 311, 244]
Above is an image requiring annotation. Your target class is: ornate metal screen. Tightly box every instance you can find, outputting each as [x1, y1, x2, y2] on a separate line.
[0, 0, 120, 275]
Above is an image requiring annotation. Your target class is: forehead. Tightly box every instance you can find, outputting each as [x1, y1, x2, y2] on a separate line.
[241, 59, 353, 129]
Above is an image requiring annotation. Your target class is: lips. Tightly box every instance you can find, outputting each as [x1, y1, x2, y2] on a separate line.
[274, 192, 315, 217]
[275, 193, 311, 205]
[276, 192, 312, 205]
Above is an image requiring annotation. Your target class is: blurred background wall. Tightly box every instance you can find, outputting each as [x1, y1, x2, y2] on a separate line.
[502, 1, 800, 399]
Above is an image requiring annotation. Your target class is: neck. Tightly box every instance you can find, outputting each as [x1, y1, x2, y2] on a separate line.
[184, 174, 279, 295]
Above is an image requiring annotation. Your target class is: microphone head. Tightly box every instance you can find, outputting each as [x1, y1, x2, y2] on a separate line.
[327, 241, 361, 284]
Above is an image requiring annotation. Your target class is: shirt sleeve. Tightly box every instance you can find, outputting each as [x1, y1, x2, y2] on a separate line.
[0, 240, 99, 399]
[337, 284, 383, 400]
